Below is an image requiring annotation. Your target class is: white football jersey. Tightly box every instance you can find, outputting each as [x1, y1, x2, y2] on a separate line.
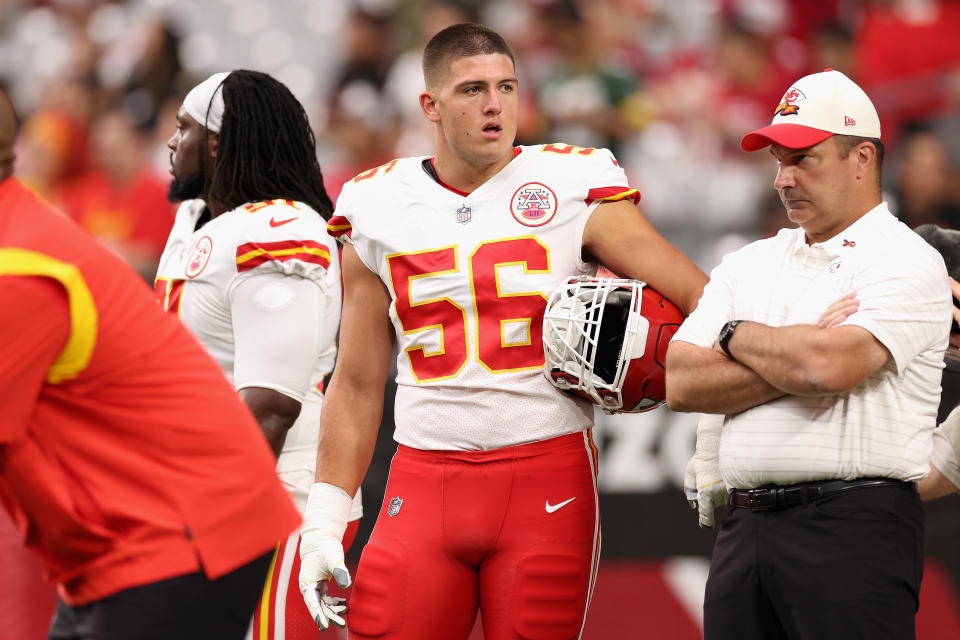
[155, 199, 344, 503]
[330, 144, 641, 450]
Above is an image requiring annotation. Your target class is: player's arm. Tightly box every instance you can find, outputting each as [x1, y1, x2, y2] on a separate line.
[299, 244, 394, 630]
[0, 276, 70, 440]
[666, 293, 858, 413]
[238, 388, 301, 457]
[721, 321, 890, 395]
[666, 340, 785, 414]
[581, 199, 707, 315]
[231, 272, 335, 456]
[315, 244, 395, 495]
[918, 464, 959, 501]
[919, 406, 960, 500]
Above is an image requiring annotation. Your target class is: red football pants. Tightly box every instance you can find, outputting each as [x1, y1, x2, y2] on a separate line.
[347, 430, 601, 640]
[250, 519, 359, 640]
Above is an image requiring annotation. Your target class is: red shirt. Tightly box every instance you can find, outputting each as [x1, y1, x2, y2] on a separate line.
[0, 178, 300, 605]
[55, 169, 174, 259]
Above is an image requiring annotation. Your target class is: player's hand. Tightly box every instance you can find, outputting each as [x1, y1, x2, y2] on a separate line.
[931, 405, 960, 493]
[299, 483, 354, 630]
[684, 455, 727, 528]
[816, 293, 858, 329]
[684, 414, 727, 528]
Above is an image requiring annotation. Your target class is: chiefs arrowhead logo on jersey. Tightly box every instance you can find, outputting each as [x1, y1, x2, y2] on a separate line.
[511, 182, 558, 227]
[185, 235, 213, 279]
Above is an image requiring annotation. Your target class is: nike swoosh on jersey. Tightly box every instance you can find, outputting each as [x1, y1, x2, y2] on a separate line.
[545, 497, 576, 513]
[269, 217, 298, 227]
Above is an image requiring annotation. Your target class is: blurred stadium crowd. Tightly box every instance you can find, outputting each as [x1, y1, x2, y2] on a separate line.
[1, 0, 959, 279]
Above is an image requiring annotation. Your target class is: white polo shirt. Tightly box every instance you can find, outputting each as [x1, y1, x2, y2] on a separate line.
[672, 203, 952, 488]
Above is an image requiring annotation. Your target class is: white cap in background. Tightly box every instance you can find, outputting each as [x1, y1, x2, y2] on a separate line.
[740, 69, 880, 152]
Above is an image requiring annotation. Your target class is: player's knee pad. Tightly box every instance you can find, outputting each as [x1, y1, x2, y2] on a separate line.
[512, 553, 589, 639]
[347, 538, 407, 637]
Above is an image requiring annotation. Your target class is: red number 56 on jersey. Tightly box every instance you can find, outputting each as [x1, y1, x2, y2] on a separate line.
[387, 236, 549, 382]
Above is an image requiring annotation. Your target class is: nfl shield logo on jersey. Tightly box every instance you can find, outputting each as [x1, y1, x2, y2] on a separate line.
[456, 204, 472, 224]
[387, 496, 403, 517]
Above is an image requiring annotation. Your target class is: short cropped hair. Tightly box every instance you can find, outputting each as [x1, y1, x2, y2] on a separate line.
[422, 23, 515, 89]
[834, 134, 885, 177]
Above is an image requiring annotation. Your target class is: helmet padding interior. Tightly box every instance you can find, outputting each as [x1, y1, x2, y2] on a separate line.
[588, 290, 632, 385]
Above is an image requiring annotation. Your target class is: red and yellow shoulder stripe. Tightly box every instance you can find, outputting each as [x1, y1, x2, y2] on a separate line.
[235, 240, 331, 273]
[327, 215, 352, 239]
[585, 186, 641, 205]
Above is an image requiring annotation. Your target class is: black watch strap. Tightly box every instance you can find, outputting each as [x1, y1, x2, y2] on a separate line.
[718, 320, 744, 358]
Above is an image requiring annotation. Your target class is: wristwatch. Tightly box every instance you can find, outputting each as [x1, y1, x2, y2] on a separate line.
[718, 320, 744, 359]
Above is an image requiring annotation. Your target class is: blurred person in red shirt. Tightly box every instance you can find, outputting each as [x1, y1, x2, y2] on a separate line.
[15, 106, 89, 201]
[0, 89, 301, 640]
[55, 108, 174, 280]
[855, 0, 960, 146]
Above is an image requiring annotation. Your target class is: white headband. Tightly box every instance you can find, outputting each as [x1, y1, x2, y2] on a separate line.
[183, 71, 230, 132]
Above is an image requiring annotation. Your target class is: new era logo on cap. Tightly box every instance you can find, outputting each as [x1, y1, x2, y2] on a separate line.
[740, 69, 881, 151]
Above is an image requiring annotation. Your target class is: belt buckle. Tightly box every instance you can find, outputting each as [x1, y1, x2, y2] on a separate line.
[746, 488, 770, 511]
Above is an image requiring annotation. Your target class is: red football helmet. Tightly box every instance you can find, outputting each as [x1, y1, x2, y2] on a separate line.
[542, 276, 685, 414]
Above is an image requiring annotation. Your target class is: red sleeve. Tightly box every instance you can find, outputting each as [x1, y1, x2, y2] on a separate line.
[0, 276, 70, 441]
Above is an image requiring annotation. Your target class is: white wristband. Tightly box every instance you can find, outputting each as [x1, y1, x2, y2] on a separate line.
[302, 482, 352, 542]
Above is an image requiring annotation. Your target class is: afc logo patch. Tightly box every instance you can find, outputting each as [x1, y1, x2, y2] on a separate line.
[387, 496, 403, 517]
[510, 181, 557, 227]
[185, 235, 213, 279]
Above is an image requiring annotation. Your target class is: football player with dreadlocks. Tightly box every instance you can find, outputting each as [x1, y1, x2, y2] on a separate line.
[158, 70, 362, 639]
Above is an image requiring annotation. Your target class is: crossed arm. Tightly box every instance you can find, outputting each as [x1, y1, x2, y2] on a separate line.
[666, 294, 890, 414]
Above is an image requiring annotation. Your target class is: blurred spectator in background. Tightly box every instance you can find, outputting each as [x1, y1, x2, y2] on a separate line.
[385, 1, 474, 157]
[533, 0, 638, 156]
[114, 17, 183, 131]
[14, 105, 89, 201]
[855, 0, 960, 150]
[321, 7, 399, 200]
[709, 17, 792, 151]
[55, 108, 173, 280]
[890, 123, 960, 229]
[809, 22, 855, 77]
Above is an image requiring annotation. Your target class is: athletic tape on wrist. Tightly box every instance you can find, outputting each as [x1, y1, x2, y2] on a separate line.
[303, 482, 352, 541]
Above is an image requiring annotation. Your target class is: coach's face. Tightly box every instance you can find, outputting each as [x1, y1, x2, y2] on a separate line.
[166, 108, 216, 203]
[423, 53, 519, 169]
[771, 137, 860, 243]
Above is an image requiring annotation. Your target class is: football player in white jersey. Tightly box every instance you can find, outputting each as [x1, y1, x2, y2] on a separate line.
[157, 70, 362, 640]
[297, 24, 708, 640]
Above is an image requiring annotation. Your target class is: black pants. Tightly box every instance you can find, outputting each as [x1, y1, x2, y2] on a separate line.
[49, 551, 273, 640]
[704, 482, 924, 640]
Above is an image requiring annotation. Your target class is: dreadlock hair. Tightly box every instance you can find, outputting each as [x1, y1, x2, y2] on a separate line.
[422, 23, 515, 90]
[207, 70, 334, 220]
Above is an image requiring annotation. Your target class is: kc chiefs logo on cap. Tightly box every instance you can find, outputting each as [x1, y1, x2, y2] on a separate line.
[511, 182, 557, 227]
[774, 87, 806, 117]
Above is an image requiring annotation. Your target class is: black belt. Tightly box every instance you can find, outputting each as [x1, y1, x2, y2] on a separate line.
[729, 478, 910, 511]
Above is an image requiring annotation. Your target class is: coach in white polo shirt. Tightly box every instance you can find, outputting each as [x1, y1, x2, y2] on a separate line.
[665, 69, 953, 640]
